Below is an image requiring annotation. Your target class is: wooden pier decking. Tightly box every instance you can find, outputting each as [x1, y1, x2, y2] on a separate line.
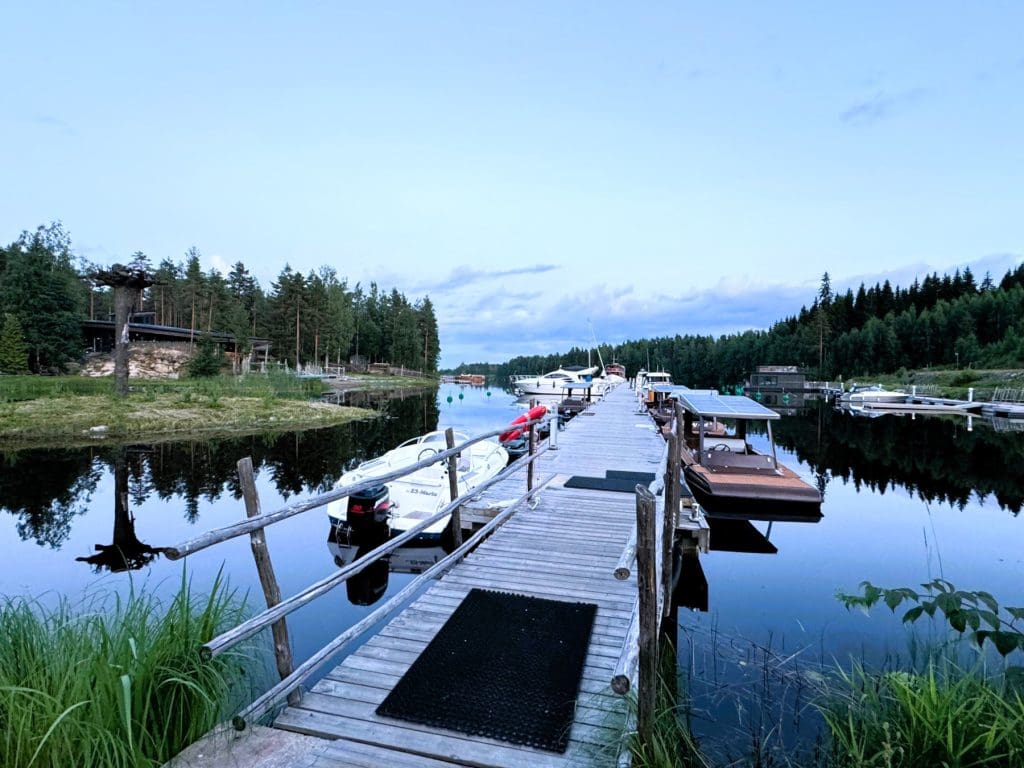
[270, 385, 669, 767]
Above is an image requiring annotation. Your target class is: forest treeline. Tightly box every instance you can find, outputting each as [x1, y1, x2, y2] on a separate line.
[456, 264, 1024, 388]
[0, 223, 439, 374]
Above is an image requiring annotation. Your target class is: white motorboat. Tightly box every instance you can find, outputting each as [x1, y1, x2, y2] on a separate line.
[326, 430, 508, 542]
[511, 365, 610, 396]
[839, 384, 908, 405]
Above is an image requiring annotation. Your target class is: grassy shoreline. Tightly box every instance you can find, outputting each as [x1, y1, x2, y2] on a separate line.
[849, 366, 1024, 400]
[0, 373, 437, 449]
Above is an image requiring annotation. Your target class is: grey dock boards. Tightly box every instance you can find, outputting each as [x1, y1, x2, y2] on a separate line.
[274, 385, 669, 767]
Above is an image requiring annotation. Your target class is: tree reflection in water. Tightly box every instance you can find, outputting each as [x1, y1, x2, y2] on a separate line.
[762, 404, 1024, 514]
[0, 388, 441, 552]
[76, 448, 162, 572]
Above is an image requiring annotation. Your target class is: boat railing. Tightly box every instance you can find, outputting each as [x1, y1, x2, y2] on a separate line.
[992, 387, 1024, 403]
[163, 411, 553, 728]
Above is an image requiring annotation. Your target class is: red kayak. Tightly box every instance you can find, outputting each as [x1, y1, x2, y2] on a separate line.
[499, 404, 548, 443]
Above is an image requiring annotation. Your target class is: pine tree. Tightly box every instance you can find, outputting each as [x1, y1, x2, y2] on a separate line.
[187, 335, 224, 377]
[0, 313, 30, 374]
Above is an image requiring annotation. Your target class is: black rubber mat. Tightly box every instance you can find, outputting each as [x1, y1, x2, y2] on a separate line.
[563, 476, 634, 492]
[605, 470, 657, 483]
[564, 472, 654, 493]
[376, 588, 597, 753]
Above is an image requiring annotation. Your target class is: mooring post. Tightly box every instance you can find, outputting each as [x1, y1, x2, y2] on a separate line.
[445, 427, 463, 547]
[527, 398, 537, 492]
[635, 485, 658, 748]
[237, 457, 299, 706]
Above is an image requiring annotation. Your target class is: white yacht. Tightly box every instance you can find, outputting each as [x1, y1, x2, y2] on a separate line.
[327, 431, 508, 542]
[839, 384, 908, 406]
[511, 365, 610, 396]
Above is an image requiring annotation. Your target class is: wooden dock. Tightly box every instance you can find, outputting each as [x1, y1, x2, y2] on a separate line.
[270, 384, 669, 767]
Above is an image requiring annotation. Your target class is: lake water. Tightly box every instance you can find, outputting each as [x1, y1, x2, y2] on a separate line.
[1, 383, 1022, 752]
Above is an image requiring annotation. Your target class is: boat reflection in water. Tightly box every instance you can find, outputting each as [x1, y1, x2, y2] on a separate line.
[327, 524, 451, 606]
[673, 503, 820, 613]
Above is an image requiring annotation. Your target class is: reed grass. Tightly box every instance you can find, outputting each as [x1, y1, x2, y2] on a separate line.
[619, 640, 711, 768]
[818, 658, 1024, 768]
[0, 570, 262, 768]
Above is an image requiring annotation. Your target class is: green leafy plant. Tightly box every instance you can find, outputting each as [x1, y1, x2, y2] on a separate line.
[838, 579, 1024, 659]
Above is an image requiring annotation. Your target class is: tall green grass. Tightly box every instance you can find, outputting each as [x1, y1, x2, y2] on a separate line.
[619, 640, 711, 768]
[0, 375, 114, 402]
[0, 571, 262, 768]
[631, 578, 1024, 767]
[0, 371, 323, 404]
[820, 660, 1024, 768]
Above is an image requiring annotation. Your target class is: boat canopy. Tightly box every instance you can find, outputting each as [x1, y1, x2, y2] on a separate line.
[677, 393, 780, 420]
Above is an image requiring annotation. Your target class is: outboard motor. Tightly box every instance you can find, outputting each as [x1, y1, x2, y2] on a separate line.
[346, 485, 391, 536]
[504, 436, 528, 464]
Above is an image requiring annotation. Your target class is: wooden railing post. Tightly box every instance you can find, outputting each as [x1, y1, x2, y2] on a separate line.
[445, 427, 462, 547]
[662, 432, 680, 617]
[237, 457, 299, 706]
[635, 485, 658, 747]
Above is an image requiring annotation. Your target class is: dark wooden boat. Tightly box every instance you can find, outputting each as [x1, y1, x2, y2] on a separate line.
[676, 392, 822, 519]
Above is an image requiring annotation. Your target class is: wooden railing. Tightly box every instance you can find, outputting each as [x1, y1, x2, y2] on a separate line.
[611, 401, 686, 752]
[164, 409, 554, 729]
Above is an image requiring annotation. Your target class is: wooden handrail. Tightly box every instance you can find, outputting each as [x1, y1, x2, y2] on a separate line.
[612, 440, 669, 581]
[163, 416, 547, 560]
[611, 487, 665, 696]
[202, 445, 549, 659]
[445, 428, 462, 548]
[238, 457, 297, 704]
[233, 472, 558, 729]
[611, 602, 639, 693]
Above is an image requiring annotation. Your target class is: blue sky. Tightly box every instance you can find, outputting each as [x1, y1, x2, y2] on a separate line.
[2, 2, 1021, 367]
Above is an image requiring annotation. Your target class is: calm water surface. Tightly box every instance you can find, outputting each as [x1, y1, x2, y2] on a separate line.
[2, 383, 1022, 749]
